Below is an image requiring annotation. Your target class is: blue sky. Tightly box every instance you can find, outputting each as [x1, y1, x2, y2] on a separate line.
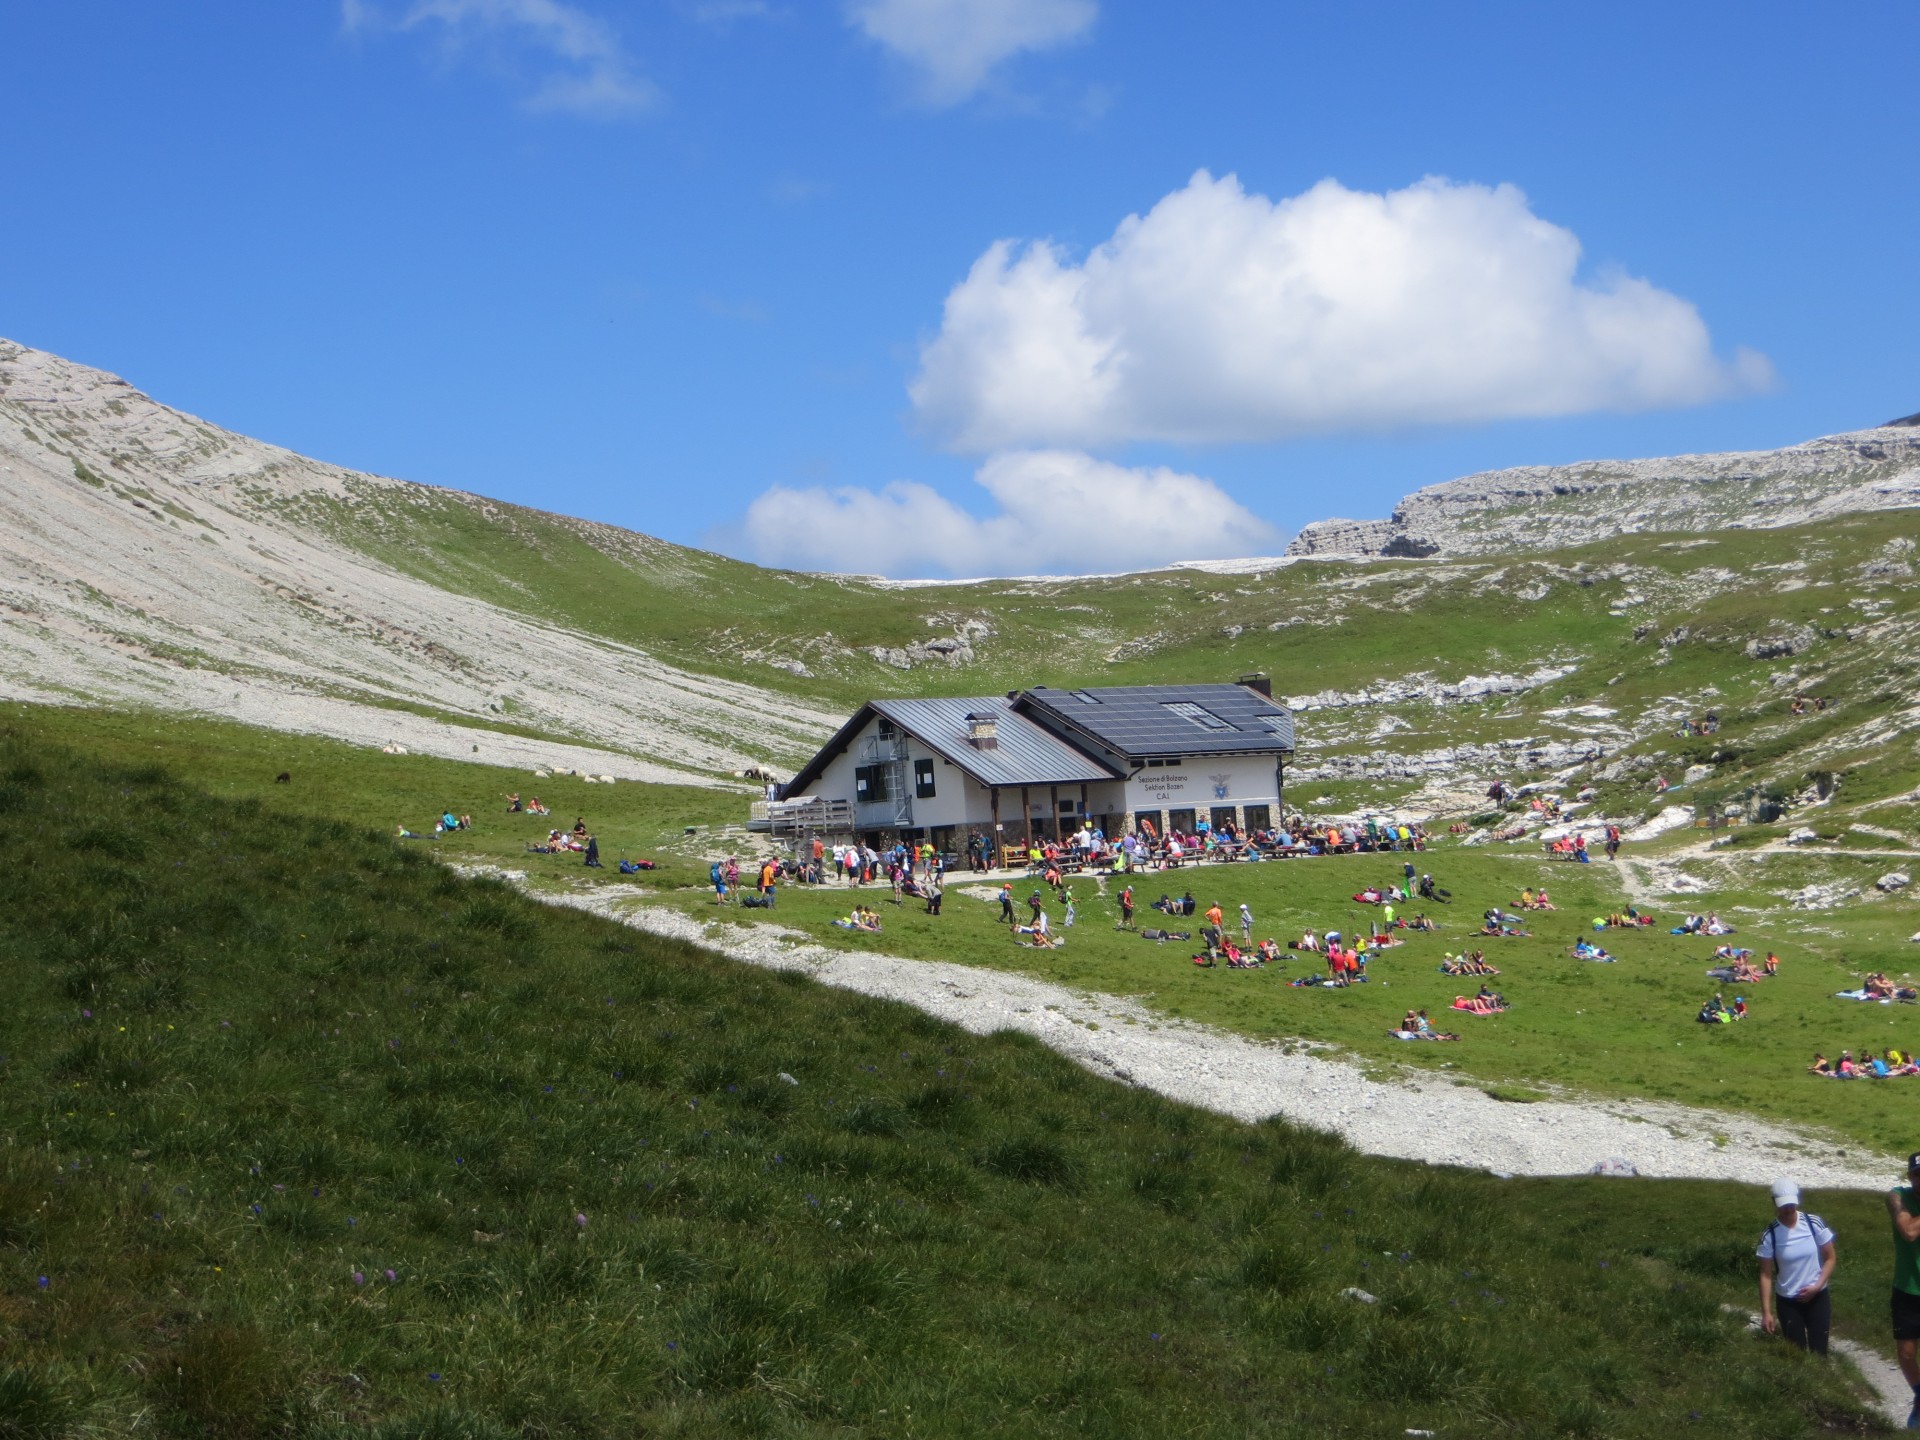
[4, 2, 1915, 577]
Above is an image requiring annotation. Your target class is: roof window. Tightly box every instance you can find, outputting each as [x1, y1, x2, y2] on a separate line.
[1162, 701, 1234, 733]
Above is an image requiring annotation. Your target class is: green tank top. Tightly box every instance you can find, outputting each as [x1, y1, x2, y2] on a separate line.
[1895, 1188, 1920, 1296]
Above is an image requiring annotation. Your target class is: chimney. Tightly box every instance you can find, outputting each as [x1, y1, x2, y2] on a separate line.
[1238, 672, 1272, 698]
[966, 712, 1000, 749]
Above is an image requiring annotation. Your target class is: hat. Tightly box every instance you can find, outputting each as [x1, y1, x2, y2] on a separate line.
[1907, 1152, 1920, 1172]
[1771, 1179, 1801, 1207]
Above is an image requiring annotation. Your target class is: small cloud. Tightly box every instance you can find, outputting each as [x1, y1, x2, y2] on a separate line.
[345, 0, 657, 118]
[737, 449, 1278, 578]
[698, 295, 771, 323]
[846, 0, 1097, 107]
[768, 173, 831, 205]
[683, 0, 783, 24]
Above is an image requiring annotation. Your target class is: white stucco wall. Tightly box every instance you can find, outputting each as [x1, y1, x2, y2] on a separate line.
[1122, 754, 1284, 814]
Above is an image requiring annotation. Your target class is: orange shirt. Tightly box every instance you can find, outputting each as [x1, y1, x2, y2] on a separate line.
[1205, 905, 1224, 929]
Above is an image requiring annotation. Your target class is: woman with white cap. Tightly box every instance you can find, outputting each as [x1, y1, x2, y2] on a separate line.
[1757, 1178, 1836, 1353]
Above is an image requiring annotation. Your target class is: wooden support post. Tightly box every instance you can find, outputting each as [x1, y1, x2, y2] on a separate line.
[990, 787, 1001, 867]
[1021, 785, 1032, 852]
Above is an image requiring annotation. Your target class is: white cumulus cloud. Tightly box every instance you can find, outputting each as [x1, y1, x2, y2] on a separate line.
[344, 0, 658, 117]
[846, 0, 1097, 106]
[912, 171, 1771, 451]
[740, 450, 1278, 578]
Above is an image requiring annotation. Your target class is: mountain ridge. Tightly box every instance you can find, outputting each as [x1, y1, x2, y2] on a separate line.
[1289, 422, 1920, 559]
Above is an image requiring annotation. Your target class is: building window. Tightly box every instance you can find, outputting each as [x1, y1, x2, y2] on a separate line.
[1169, 807, 1197, 835]
[854, 765, 891, 802]
[1243, 804, 1272, 831]
[914, 758, 936, 799]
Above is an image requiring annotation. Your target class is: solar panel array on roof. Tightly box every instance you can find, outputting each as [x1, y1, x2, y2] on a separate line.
[1020, 684, 1295, 759]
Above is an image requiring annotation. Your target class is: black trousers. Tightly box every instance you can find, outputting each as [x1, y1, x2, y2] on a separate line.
[1776, 1288, 1831, 1354]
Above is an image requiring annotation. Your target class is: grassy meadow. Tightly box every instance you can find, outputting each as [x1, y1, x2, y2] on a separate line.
[0, 714, 1908, 1437]
[12, 701, 1920, 1159]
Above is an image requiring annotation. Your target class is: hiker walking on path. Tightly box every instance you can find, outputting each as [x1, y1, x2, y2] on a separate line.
[1119, 884, 1135, 929]
[998, 883, 1014, 925]
[1757, 1178, 1835, 1354]
[1882, 1153, 1920, 1425]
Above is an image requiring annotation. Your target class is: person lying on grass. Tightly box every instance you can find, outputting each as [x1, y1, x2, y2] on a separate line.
[1481, 911, 1530, 937]
[1406, 913, 1437, 932]
[1440, 952, 1500, 976]
[1451, 992, 1507, 1015]
[1710, 956, 1765, 984]
[1389, 1028, 1461, 1041]
[833, 906, 883, 933]
[1713, 944, 1755, 963]
[1571, 939, 1615, 962]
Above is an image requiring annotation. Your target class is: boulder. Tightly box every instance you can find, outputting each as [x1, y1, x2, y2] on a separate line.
[1683, 764, 1713, 784]
[1786, 828, 1818, 846]
[1878, 872, 1912, 894]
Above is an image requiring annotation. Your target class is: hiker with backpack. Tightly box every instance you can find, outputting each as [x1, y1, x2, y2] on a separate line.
[1757, 1178, 1836, 1354]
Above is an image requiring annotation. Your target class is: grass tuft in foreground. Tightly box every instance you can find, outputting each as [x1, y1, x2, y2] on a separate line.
[0, 725, 1890, 1436]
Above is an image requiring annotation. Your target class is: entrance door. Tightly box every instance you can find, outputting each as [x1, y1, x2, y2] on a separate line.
[1210, 805, 1238, 835]
[1168, 808, 1197, 836]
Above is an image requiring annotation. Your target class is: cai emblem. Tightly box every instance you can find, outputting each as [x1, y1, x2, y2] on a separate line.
[1209, 773, 1231, 800]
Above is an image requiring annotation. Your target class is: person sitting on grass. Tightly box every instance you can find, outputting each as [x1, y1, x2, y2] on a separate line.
[1406, 912, 1437, 932]
[1808, 1052, 1833, 1077]
[1697, 993, 1737, 1024]
[505, 792, 523, 813]
[1765, 952, 1781, 976]
[1293, 928, 1321, 952]
[1834, 1050, 1857, 1078]
[1257, 938, 1282, 964]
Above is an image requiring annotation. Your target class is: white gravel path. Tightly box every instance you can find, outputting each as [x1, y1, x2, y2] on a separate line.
[539, 886, 1900, 1191]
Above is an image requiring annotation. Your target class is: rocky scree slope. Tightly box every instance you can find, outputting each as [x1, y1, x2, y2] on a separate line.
[0, 339, 839, 782]
[1289, 419, 1920, 558]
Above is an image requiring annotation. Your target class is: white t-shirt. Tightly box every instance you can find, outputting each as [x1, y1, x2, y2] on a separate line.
[1756, 1213, 1834, 1297]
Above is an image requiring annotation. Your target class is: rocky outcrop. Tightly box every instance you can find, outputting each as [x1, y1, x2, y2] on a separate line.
[1286, 664, 1577, 711]
[1286, 426, 1920, 559]
[863, 618, 994, 670]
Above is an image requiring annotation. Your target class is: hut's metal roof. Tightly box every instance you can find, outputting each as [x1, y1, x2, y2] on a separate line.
[871, 696, 1117, 787]
[1020, 684, 1295, 760]
[783, 695, 1117, 798]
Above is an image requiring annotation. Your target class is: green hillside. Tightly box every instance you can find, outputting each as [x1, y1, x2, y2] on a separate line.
[275, 477, 1920, 836]
[0, 718, 1898, 1437]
